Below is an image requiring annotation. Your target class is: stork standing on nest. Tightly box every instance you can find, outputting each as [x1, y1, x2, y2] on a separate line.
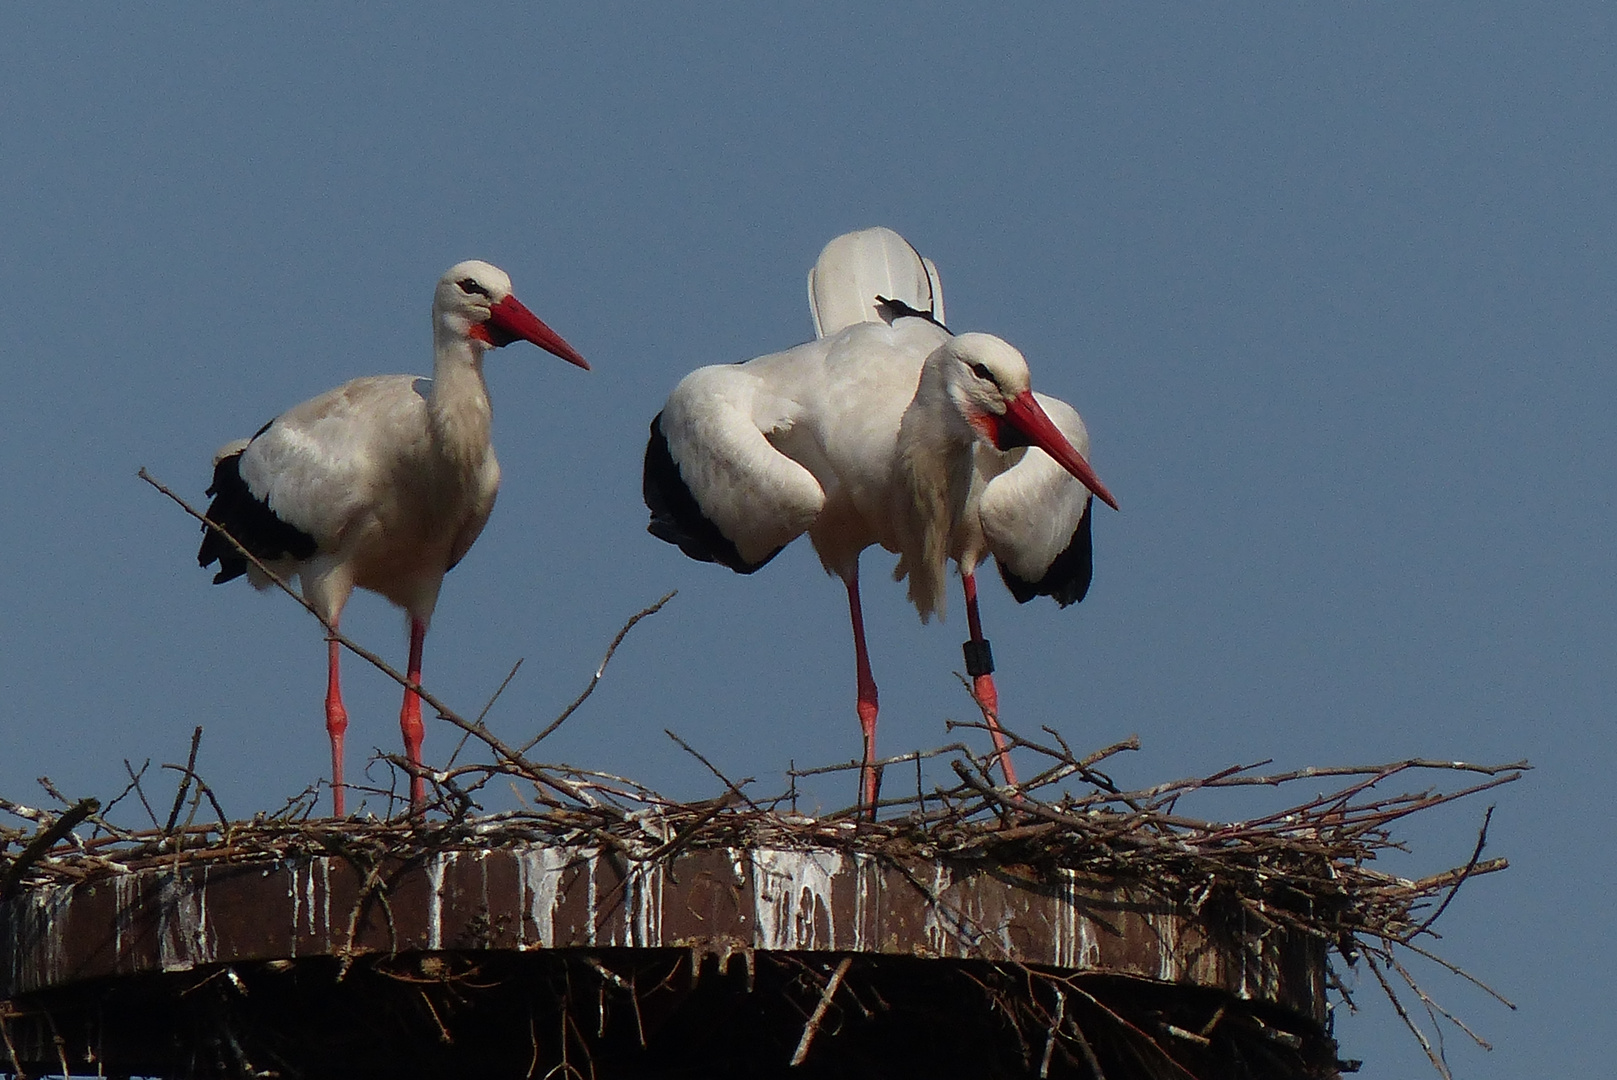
[644, 228, 1116, 812]
[198, 260, 589, 816]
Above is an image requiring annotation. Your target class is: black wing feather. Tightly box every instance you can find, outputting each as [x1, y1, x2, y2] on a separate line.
[197, 431, 319, 584]
[997, 501, 1093, 607]
[642, 412, 781, 575]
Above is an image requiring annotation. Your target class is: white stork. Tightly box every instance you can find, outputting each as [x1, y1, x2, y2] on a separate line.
[644, 228, 1116, 811]
[198, 260, 589, 816]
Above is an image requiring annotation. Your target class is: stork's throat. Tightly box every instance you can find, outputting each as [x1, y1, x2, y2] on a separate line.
[968, 410, 1034, 452]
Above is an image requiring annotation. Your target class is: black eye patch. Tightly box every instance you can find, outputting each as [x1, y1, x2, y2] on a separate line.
[969, 362, 997, 385]
[458, 278, 492, 298]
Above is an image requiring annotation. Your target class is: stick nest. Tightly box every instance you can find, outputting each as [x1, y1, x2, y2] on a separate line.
[2, 712, 1521, 1079]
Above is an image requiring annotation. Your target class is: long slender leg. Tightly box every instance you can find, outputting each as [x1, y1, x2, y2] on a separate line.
[325, 635, 349, 817]
[962, 572, 1019, 789]
[845, 566, 881, 815]
[400, 618, 428, 813]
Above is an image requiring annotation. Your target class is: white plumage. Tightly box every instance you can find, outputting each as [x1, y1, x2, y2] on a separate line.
[976, 393, 1097, 592]
[645, 228, 1116, 811]
[200, 260, 588, 816]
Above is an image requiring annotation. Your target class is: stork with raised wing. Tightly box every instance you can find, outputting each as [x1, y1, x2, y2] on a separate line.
[644, 228, 1115, 811]
[198, 260, 589, 816]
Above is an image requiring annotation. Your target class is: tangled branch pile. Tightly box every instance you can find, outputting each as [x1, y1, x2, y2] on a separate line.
[2, 704, 1520, 1078]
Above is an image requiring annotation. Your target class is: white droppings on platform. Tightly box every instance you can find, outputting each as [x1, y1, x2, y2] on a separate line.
[1153, 909, 1179, 982]
[12, 884, 71, 988]
[622, 859, 664, 947]
[920, 862, 958, 956]
[516, 847, 572, 949]
[1078, 914, 1101, 969]
[426, 851, 458, 950]
[305, 861, 319, 936]
[287, 864, 300, 956]
[586, 849, 599, 946]
[113, 874, 135, 966]
[287, 860, 323, 956]
[474, 849, 491, 917]
[752, 848, 841, 950]
[1237, 907, 1251, 999]
[157, 869, 212, 972]
[1052, 869, 1076, 968]
[319, 857, 331, 942]
[850, 853, 872, 952]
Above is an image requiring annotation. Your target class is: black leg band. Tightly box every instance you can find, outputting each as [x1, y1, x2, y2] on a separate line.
[962, 639, 994, 677]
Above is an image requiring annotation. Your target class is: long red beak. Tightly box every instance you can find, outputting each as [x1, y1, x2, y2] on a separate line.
[487, 294, 590, 370]
[1002, 391, 1119, 511]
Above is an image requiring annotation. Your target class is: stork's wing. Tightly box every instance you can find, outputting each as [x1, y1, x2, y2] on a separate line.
[978, 392, 1096, 607]
[808, 226, 945, 338]
[198, 423, 320, 583]
[644, 364, 825, 573]
[208, 375, 429, 561]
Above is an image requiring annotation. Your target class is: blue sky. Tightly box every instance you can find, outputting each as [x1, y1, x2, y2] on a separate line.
[2, 6, 1612, 1075]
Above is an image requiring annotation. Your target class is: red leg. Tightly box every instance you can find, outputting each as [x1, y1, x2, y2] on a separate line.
[845, 568, 881, 816]
[400, 618, 428, 813]
[962, 572, 1019, 789]
[324, 636, 348, 817]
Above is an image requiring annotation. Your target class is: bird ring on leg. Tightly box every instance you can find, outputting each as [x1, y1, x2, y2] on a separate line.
[963, 638, 995, 678]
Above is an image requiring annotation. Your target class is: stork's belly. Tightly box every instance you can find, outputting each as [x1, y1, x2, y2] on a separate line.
[343, 514, 473, 605]
[807, 493, 887, 577]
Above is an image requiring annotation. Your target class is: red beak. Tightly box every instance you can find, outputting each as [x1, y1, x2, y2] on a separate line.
[487, 294, 590, 370]
[1002, 391, 1119, 511]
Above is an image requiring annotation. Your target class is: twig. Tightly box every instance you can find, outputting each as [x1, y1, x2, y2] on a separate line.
[446, 658, 526, 769]
[1405, 806, 1493, 941]
[163, 727, 205, 833]
[790, 957, 852, 1066]
[1065, 981, 1200, 1080]
[1393, 939, 1517, 1009]
[0, 1006, 19, 1080]
[1365, 951, 1452, 1080]
[1384, 947, 1493, 1051]
[122, 760, 160, 829]
[1038, 987, 1066, 1078]
[0, 798, 99, 897]
[665, 730, 759, 811]
[159, 764, 231, 832]
[520, 591, 677, 754]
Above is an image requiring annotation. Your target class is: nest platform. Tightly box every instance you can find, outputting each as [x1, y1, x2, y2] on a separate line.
[2, 837, 1343, 1079]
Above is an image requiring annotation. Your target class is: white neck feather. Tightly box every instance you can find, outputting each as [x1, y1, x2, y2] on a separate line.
[893, 354, 978, 621]
[427, 314, 495, 469]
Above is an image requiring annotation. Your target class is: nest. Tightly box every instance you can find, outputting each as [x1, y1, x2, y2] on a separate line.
[0, 678, 1522, 1080]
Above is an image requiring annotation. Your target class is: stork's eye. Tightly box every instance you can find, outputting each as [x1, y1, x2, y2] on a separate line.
[458, 278, 491, 298]
[968, 362, 997, 384]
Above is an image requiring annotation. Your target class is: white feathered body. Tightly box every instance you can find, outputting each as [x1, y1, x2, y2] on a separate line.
[234, 364, 499, 624]
[655, 317, 1094, 622]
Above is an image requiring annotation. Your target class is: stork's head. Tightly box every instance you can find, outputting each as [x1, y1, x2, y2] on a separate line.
[944, 333, 1118, 511]
[434, 260, 590, 369]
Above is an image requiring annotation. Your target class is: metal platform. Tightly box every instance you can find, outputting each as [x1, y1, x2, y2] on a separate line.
[1, 843, 1338, 1078]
